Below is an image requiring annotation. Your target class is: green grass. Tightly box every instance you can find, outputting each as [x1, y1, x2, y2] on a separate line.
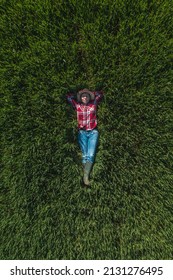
[1, 0, 173, 259]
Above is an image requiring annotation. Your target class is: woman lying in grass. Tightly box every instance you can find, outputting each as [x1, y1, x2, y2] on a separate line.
[67, 88, 103, 187]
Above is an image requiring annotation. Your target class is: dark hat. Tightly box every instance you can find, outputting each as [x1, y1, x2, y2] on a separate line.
[77, 88, 95, 102]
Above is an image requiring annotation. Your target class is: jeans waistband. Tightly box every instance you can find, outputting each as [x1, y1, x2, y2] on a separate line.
[79, 127, 97, 131]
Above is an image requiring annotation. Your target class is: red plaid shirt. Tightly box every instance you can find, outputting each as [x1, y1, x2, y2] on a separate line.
[67, 91, 103, 130]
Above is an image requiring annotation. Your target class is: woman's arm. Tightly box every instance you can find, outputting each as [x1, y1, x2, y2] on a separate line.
[94, 91, 104, 104]
[66, 93, 77, 110]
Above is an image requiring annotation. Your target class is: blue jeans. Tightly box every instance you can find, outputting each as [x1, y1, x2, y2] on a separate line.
[78, 129, 99, 164]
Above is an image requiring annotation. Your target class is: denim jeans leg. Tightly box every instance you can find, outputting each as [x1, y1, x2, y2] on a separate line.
[78, 130, 88, 164]
[87, 130, 99, 163]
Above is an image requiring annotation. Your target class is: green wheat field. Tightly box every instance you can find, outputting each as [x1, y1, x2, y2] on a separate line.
[1, 0, 173, 259]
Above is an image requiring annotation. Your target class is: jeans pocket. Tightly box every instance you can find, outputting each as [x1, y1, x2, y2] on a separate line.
[92, 129, 98, 135]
